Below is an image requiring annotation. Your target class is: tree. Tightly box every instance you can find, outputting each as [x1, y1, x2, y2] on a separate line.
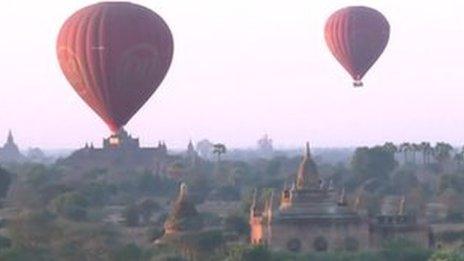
[241, 245, 271, 261]
[429, 250, 464, 261]
[381, 238, 432, 261]
[391, 169, 419, 195]
[411, 143, 422, 164]
[399, 143, 412, 164]
[209, 185, 240, 201]
[138, 198, 160, 225]
[0, 166, 12, 199]
[224, 214, 249, 236]
[53, 192, 89, 221]
[420, 142, 433, 165]
[113, 244, 143, 261]
[382, 142, 397, 155]
[122, 204, 140, 227]
[8, 210, 60, 250]
[351, 146, 397, 184]
[265, 157, 282, 177]
[212, 144, 227, 162]
[434, 142, 454, 172]
[175, 230, 224, 260]
[454, 147, 464, 169]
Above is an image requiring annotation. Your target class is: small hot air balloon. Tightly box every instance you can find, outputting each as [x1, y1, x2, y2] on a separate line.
[325, 6, 390, 87]
[57, 2, 174, 132]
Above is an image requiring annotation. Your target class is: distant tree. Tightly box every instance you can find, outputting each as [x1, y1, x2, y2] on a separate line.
[168, 162, 185, 180]
[8, 210, 59, 250]
[437, 188, 464, 219]
[146, 227, 164, 242]
[137, 172, 158, 194]
[265, 157, 282, 177]
[351, 146, 397, 184]
[113, 244, 143, 261]
[434, 142, 454, 171]
[224, 214, 249, 236]
[381, 238, 432, 261]
[53, 192, 89, 221]
[391, 169, 419, 195]
[0, 166, 12, 199]
[439, 174, 464, 194]
[212, 144, 227, 162]
[411, 143, 422, 164]
[241, 245, 271, 261]
[209, 185, 240, 201]
[420, 142, 433, 165]
[138, 198, 160, 225]
[399, 143, 412, 164]
[429, 250, 463, 261]
[79, 181, 115, 206]
[454, 147, 464, 169]
[0, 235, 11, 250]
[176, 230, 224, 260]
[122, 204, 140, 227]
[382, 142, 397, 155]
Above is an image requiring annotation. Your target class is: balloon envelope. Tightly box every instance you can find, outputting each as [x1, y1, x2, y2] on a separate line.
[57, 2, 174, 132]
[324, 6, 389, 86]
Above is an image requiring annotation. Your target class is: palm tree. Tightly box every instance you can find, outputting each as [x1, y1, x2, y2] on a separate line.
[411, 143, 422, 164]
[382, 142, 397, 155]
[420, 142, 433, 165]
[212, 143, 227, 163]
[454, 151, 464, 168]
[399, 142, 412, 164]
[434, 142, 454, 171]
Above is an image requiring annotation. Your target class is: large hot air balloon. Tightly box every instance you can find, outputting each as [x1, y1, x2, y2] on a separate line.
[325, 6, 389, 87]
[57, 2, 174, 132]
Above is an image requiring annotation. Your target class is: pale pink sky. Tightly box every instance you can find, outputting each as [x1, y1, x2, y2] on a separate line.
[1, 0, 464, 149]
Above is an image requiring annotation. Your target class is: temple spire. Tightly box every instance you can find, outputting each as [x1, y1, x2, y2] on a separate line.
[338, 187, 347, 206]
[398, 196, 406, 215]
[296, 142, 319, 190]
[7, 130, 14, 144]
[179, 182, 188, 200]
[354, 194, 361, 211]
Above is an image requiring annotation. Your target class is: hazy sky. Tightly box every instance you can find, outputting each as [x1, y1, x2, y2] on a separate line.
[1, 0, 464, 149]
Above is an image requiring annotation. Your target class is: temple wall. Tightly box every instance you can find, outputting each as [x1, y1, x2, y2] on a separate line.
[369, 226, 430, 249]
[270, 220, 370, 252]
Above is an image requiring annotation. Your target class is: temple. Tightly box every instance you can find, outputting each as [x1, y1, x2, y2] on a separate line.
[57, 129, 170, 170]
[155, 183, 205, 245]
[163, 183, 204, 235]
[0, 130, 25, 163]
[250, 143, 431, 252]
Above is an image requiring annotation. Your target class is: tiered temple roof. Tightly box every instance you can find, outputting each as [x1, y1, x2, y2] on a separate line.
[277, 143, 359, 222]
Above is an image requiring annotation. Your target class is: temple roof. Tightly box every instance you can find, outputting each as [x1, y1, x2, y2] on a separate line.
[276, 143, 360, 221]
[296, 142, 320, 190]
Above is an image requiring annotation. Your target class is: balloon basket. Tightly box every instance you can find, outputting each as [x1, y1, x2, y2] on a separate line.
[353, 81, 363, 88]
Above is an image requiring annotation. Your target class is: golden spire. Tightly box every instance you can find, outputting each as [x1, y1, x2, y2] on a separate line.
[296, 142, 319, 190]
[398, 196, 406, 215]
[354, 194, 361, 211]
[338, 187, 347, 206]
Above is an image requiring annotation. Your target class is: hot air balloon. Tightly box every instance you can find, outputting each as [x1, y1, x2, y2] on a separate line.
[57, 2, 174, 133]
[324, 6, 389, 87]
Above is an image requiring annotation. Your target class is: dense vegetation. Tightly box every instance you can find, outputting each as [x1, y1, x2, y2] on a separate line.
[1, 141, 464, 260]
